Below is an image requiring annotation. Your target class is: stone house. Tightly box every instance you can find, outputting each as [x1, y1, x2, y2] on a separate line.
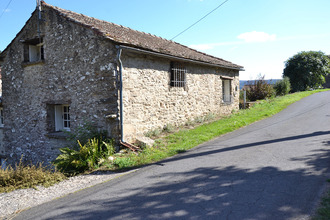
[0, 1, 243, 165]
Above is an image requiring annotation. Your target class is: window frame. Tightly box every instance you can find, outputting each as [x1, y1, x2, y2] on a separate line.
[23, 37, 44, 63]
[54, 104, 71, 132]
[170, 61, 186, 88]
[222, 79, 232, 103]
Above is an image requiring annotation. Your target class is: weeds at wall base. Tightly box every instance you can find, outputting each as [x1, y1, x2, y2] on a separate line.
[0, 158, 66, 193]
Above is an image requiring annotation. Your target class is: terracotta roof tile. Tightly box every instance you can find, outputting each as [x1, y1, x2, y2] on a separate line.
[42, 1, 243, 70]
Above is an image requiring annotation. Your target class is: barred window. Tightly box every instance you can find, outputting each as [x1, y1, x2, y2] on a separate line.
[170, 62, 186, 87]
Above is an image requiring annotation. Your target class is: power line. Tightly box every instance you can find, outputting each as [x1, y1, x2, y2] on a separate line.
[170, 0, 229, 41]
[0, 0, 14, 20]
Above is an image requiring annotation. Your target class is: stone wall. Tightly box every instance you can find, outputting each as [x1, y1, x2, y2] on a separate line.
[1, 7, 241, 165]
[121, 52, 239, 142]
[1, 9, 119, 165]
[0, 128, 4, 157]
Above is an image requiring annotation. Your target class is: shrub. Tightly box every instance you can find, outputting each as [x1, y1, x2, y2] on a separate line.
[163, 124, 175, 133]
[245, 75, 275, 101]
[274, 77, 291, 96]
[283, 51, 330, 92]
[0, 158, 66, 193]
[66, 120, 108, 149]
[53, 137, 115, 175]
[145, 128, 162, 138]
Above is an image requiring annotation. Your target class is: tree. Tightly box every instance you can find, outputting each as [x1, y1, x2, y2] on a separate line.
[245, 74, 274, 101]
[283, 51, 330, 92]
[273, 77, 291, 96]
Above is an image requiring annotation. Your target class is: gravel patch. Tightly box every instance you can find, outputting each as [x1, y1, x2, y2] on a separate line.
[0, 170, 135, 219]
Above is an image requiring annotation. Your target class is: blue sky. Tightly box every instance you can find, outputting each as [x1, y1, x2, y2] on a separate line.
[1, 0, 330, 80]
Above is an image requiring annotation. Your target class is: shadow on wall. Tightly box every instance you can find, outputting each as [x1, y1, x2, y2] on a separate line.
[19, 131, 330, 219]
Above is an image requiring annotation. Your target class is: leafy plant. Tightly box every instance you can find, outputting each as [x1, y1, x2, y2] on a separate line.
[274, 77, 291, 96]
[66, 120, 107, 149]
[163, 124, 175, 133]
[283, 51, 330, 92]
[144, 128, 162, 138]
[53, 137, 115, 175]
[245, 75, 275, 101]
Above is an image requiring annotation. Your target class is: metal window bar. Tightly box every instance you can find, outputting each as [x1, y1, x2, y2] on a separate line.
[171, 62, 186, 87]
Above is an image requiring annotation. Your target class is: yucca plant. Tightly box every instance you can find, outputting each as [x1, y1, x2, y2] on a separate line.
[53, 137, 115, 175]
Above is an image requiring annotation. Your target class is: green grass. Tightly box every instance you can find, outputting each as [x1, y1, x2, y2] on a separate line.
[0, 159, 66, 193]
[313, 180, 330, 219]
[110, 89, 329, 169]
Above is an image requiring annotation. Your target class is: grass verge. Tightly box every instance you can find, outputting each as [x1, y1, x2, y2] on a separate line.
[110, 89, 329, 169]
[313, 181, 330, 219]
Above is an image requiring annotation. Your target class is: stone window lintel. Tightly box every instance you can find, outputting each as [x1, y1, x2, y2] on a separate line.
[45, 131, 70, 140]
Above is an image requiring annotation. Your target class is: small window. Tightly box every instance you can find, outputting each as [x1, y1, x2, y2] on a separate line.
[222, 80, 232, 103]
[55, 105, 70, 131]
[170, 62, 186, 87]
[0, 108, 3, 127]
[23, 37, 44, 62]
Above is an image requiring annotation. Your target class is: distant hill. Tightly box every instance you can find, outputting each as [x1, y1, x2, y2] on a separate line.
[240, 79, 281, 90]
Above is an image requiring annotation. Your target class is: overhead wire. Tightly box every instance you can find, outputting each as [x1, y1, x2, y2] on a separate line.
[170, 0, 229, 41]
[0, 0, 14, 20]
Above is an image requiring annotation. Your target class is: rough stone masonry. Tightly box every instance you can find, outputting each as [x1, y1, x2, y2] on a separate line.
[0, 2, 242, 165]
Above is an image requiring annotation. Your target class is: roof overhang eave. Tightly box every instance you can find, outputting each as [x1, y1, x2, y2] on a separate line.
[117, 45, 244, 71]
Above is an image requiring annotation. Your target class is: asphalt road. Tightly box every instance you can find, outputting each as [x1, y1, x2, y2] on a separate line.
[14, 91, 330, 220]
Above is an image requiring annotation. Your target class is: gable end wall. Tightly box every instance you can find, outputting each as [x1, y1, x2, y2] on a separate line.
[2, 8, 120, 165]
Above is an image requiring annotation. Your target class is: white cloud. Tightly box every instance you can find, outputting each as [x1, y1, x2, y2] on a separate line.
[2, 8, 11, 13]
[190, 41, 244, 51]
[190, 31, 277, 51]
[237, 31, 276, 43]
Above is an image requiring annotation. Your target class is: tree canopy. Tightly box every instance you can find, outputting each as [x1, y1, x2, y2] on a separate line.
[283, 51, 330, 92]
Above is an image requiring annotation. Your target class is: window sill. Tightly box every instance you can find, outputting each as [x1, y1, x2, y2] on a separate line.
[221, 101, 233, 105]
[22, 60, 45, 67]
[45, 131, 69, 140]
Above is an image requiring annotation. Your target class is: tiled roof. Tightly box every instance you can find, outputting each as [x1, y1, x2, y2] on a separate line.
[42, 1, 243, 70]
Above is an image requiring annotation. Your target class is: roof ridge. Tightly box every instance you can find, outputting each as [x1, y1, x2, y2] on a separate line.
[170, 40, 236, 64]
[41, 1, 175, 44]
[40, 1, 243, 69]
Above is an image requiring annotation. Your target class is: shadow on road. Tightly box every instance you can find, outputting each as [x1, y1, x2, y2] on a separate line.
[156, 130, 330, 165]
[22, 133, 330, 220]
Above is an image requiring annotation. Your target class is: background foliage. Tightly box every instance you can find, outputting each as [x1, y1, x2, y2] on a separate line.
[283, 51, 330, 92]
[244, 75, 274, 101]
[274, 77, 291, 96]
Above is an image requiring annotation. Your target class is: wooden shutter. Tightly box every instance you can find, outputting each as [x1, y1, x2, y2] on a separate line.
[54, 105, 63, 131]
[23, 44, 29, 62]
